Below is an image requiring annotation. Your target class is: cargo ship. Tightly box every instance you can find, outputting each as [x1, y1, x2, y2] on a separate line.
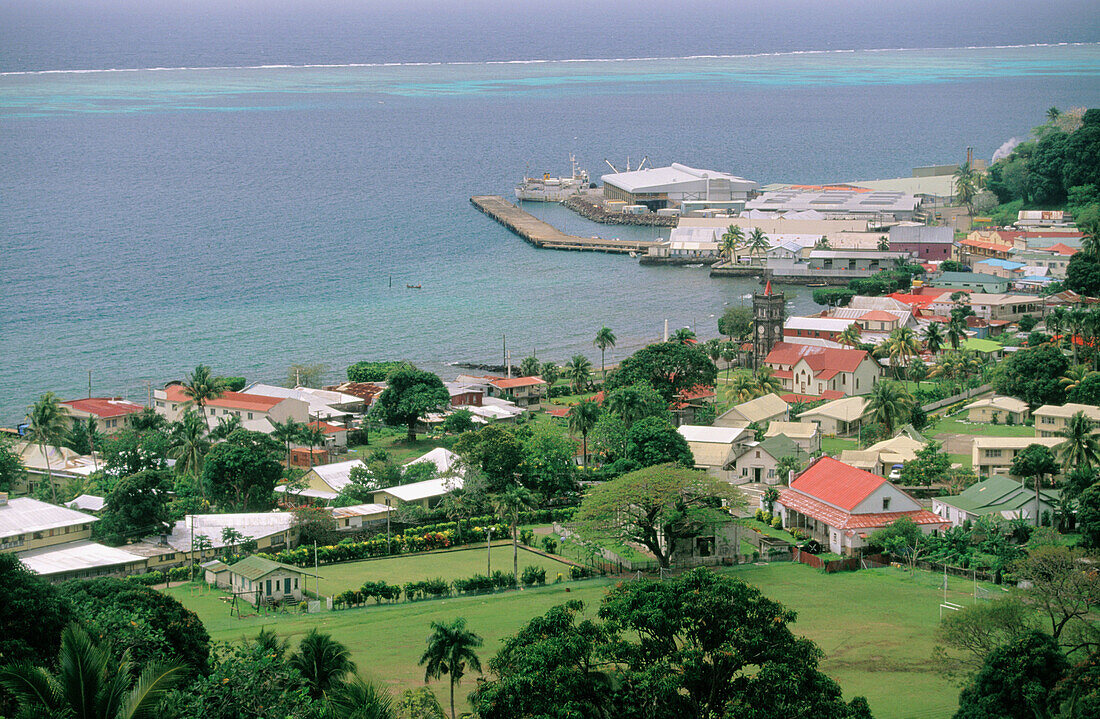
[514, 155, 591, 202]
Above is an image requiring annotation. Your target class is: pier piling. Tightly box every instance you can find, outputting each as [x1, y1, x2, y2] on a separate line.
[470, 195, 657, 254]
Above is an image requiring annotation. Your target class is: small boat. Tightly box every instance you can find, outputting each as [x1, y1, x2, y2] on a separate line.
[684, 263, 704, 268]
[807, 282, 827, 287]
[406, 284, 422, 289]
[629, 251, 637, 258]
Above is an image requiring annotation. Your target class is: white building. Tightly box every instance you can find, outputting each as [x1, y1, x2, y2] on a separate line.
[602, 163, 758, 210]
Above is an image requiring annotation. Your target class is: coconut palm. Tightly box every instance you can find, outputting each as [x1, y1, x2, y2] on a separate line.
[953, 161, 978, 212]
[540, 361, 560, 388]
[180, 364, 227, 429]
[327, 675, 397, 719]
[271, 416, 304, 466]
[1046, 306, 1067, 348]
[757, 367, 782, 396]
[518, 355, 541, 378]
[300, 423, 329, 467]
[594, 327, 616, 380]
[208, 413, 241, 441]
[838, 324, 862, 348]
[720, 341, 738, 380]
[290, 629, 357, 700]
[0, 623, 184, 719]
[776, 455, 803, 484]
[419, 618, 483, 719]
[720, 224, 745, 262]
[492, 485, 536, 581]
[703, 338, 723, 367]
[168, 409, 211, 490]
[1061, 365, 1095, 395]
[25, 392, 70, 503]
[1067, 308, 1088, 365]
[568, 399, 601, 469]
[671, 327, 697, 344]
[923, 322, 945, 356]
[606, 385, 648, 428]
[877, 326, 922, 379]
[946, 317, 967, 351]
[1057, 411, 1100, 471]
[564, 354, 592, 394]
[866, 381, 915, 437]
[728, 372, 759, 403]
[877, 236, 890, 251]
[1047, 106, 1061, 122]
[747, 227, 770, 264]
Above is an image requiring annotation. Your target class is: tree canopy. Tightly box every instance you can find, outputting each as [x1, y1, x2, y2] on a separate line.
[993, 344, 1070, 407]
[717, 306, 753, 340]
[347, 360, 410, 383]
[576, 463, 742, 568]
[97, 468, 174, 545]
[375, 367, 450, 441]
[953, 631, 1069, 719]
[202, 429, 283, 511]
[606, 342, 717, 403]
[625, 416, 694, 468]
[0, 553, 75, 667]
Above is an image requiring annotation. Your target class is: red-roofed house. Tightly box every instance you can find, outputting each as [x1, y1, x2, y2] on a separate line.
[1044, 243, 1079, 257]
[486, 376, 547, 408]
[776, 457, 949, 555]
[61, 397, 146, 434]
[672, 385, 717, 425]
[764, 343, 881, 397]
[959, 238, 1013, 261]
[308, 420, 347, 449]
[154, 384, 309, 427]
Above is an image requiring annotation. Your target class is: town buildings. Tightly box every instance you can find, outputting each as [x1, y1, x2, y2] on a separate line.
[1033, 403, 1100, 438]
[971, 436, 1062, 477]
[60, 397, 145, 434]
[763, 343, 881, 397]
[932, 475, 1060, 527]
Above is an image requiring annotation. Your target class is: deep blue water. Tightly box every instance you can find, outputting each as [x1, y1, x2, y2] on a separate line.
[1, 1, 1099, 423]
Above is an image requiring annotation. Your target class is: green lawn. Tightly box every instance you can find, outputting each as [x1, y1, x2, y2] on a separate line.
[926, 416, 1035, 439]
[165, 562, 986, 718]
[738, 518, 799, 544]
[346, 429, 454, 464]
[822, 436, 859, 455]
[312, 544, 576, 595]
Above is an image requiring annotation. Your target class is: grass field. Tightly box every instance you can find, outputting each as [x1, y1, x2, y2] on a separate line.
[926, 416, 1035, 438]
[347, 430, 454, 464]
[821, 436, 859, 455]
[165, 562, 995, 718]
[311, 544, 576, 595]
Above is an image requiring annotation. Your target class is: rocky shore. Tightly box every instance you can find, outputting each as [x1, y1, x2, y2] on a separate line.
[564, 194, 677, 227]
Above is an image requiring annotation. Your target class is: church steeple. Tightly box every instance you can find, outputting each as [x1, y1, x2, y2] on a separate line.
[753, 281, 784, 370]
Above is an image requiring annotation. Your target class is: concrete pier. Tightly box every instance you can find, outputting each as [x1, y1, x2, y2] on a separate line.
[470, 195, 658, 254]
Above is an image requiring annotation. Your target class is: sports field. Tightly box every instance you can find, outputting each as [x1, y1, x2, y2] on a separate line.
[165, 561, 997, 718]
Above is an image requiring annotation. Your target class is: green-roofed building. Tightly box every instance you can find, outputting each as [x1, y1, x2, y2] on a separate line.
[227, 555, 317, 606]
[931, 475, 1059, 527]
[962, 337, 1004, 358]
[929, 271, 1010, 293]
[732, 434, 812, 485]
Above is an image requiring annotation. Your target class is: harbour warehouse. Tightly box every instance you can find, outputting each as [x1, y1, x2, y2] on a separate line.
[600, 163, 759, 212]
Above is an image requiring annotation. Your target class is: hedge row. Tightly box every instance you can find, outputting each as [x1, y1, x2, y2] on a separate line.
[407, 508, 575, 538]
[333, 566, 556, 608]
[126, 565, 193, 585]
[261, 524, 509, 567]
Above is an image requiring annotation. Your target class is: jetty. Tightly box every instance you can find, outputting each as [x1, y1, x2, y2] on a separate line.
[470, 196, 658, 254]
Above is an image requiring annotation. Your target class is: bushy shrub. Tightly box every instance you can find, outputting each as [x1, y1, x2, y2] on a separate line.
[519, 529, 535, 546]
[491, 570, 516, 589]
[360, 580, 401, 603]
[453, 574, 496, 594]
[520, 566, 546, 586]
[570, 565, 593, 580]
[126, 570, 164, 586]
[541, 536, 558, 554]
[404, 578, 451, 601]
[770, 515, 782, 529]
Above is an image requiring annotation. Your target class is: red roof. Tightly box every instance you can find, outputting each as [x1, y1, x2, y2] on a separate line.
[960, 239, 1013, 253]
[764, 343, 869, 374]
[1045, 243, 1079, 256]
[788, 456, 886, 511]
[162, 384, 284, 411]
[779, 487, 947, 531]
[308, 420, 344, 435]
[772, 369, 794, 380]
[858, 311, 898, 322]
[488, 376, 547, 389]
[544, 407, 570, 418]
[327, 382, 384, 403]
[677, 385, 716, 401]
[61, 397, 145, 418]
[886, 293, 937, 309]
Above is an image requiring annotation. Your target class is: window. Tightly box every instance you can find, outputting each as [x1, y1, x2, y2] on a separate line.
[248, 412, 253, 419]
[986, 449, 1003, 458]
[755, 451, 760, 458]
[882, 497, 891, 511]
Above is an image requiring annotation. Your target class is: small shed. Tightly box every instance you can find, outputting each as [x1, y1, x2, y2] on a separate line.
[201, 559, 231, 588]
[227, 555, 317, 606]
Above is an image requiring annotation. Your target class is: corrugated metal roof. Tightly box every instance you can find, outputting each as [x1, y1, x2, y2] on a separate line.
[228, 555, 317, 581]
[789, 457, 886, 511]
[375, 477, 464, 503]
[0, 497, 97, 539]
[16, 540, 144, 576]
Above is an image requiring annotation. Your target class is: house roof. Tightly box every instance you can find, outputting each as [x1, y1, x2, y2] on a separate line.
[161, 384, 284, 412]
[326, 382, 386, 403]
[544, 406, 570, 418]
[0, 497, 97, 540]
[678, 425, 747, 444]
[228, 555, 317, 581]
[720, 393, 789, 424]
[1044, 243, 1079, 256]
[764, 342, 870, 373]
[404, 447, 464, 476]
[784, 317, 858, 332]
[965, 396, 1030, 414]
[307, 458, 366, 492]
[201, 559, 230, 572]
[376, 477, 464, 503]
[778, 488, 946, 530]
[755, 434, 808, 462]
[1032, 402, 1100, 420]
[16, 540, 145, 577]
[66, 494, 106, 512]
[797, 396, 868, 423]
[764, 421, 818, 440]
[932, 271, 1007, 286]
[788, 457, 887, 511]
[858, 310, 900, 322]
[488, 376, 546, 389]
[331, 503, 391, 520]
[960, 238, 1013, 253]
[962, 338, 1003, 354]
[163, 512, 296, 552]
[780, 390, 845, 403]
[935, 475, 1060, 514]
[61, 397, 145, 418]
[972, 436, 1062, 449]
[308, 420, 345, 435]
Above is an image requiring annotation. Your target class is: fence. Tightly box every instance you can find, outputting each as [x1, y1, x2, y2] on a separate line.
[792, 548, 888, 573]
[921, 383, 992, 413]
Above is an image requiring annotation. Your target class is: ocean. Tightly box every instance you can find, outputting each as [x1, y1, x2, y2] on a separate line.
[2, 0, 1099, 423]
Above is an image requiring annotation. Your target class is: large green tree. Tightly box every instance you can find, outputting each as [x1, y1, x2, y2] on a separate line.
[375, 367, 450, 441]
[98, 468, 174, 545]
[455, 425, 526, 493]
[994, 344, 1070, 407]
[953, 631, 1068, 719]
[202, 429, 283, 511]
[576, 463, 743, 568]
[0, 438, 26, 494]
[606, 341, 717, 403]
[0, 553, 75, 667]
[718, 306, 753, 341]
[347, 361, 409, 383]
[419, 618, 482, 719]
[101, 428, 170, 478]
[605, 381, 669, 427]
[625, 416, 694, 469]
[520, 422, 578, 497]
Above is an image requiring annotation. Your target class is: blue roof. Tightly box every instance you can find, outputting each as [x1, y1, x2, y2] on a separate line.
[976, 259, 1025, 270]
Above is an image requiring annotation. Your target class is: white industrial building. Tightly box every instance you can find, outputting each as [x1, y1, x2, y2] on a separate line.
[745, 187, 920, 222]
[601, 163, 758, 211]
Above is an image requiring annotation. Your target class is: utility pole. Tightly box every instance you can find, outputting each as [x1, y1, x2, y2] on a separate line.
[487, 527, 493, 575]
[145, 379, 152, 407]
[502, 334, 507, 372]
[87, 370, 92, 398]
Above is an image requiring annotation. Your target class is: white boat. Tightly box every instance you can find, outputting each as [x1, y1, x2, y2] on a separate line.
[515, 154, 591, 202]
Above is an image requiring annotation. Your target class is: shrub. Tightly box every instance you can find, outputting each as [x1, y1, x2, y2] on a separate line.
[453, 574, 496, 594]
[570, 565, 593, 580]
[360, 580, 400, 603]
[520, 565, 546, 586]
[770, 515, 782, 529]
[491, 570, 516, 589]
[541, 536, 558, 554]
[519, 529, 535, 546]
[754, 509, 766, 522]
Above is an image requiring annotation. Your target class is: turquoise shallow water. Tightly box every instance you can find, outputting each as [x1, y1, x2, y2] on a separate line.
[2, 42, 1099, 422]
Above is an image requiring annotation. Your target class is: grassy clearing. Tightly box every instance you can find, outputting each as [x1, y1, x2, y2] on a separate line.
[821, 436, 859, 455]
[347, 429, 454, 464]
[312, 545, 576, 595]
[738, 517, 799, 544]
[165, 562, 989, 718]
[926, 416, 1035, 438]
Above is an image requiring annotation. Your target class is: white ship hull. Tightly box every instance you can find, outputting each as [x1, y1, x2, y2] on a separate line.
[515, 154, 589, 202]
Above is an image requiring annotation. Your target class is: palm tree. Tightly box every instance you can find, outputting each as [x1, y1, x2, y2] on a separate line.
[564, 354, 592, 394]
[168, 409, 211, 490]
[720, 224, 745, 262]
[923, 322, 945, 356]
[1046, 306, 1067, 348]
[757, 367, 782, 396]
[419, 618, 483, 719]
[25, 392, 70, 503]
[518, 355, 541, 378]
[180, 364, 227, 429]
[720, 341, 738, 380]
[953, 161, 978, 213]
[208, 413, 241, 440]
[877, 236, 890, 251]
[568, 399, 601, 468]
[0, 623, 184, 719]
[671, 327, 696, 344]
[838, 325, 862, 348]
[1056, 411, 1100, 471]
[1047, 106, 1061, 122]
[814, 236, 831, 250]
[776, 455, 803, 484]
[946, 317, 967, 352]
[728, 372, 759, 403]
[606, 385, 648, 427]
[271, 416, 304, 466]
[290, 629, 357, 700]
[1067, 308, 1087, 365]
[703, 338, 723, 367]
[866, 381, 915, 437]
[492, 485, 536, 581]
[747, 227, 770, 264]
[877, 327, 921, 379]
[1061, 365, 1095, 395]
[327, 674, 397, 719]
[594, 327, 616, 380]
[540, 361, 560, 388]
[301, 423, 329, 467]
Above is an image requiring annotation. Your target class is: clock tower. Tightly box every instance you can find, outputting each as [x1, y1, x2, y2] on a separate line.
[753, 280, 785, 370]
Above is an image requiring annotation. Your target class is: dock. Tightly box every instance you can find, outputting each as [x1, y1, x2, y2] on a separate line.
[470, 195, 658, 254]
